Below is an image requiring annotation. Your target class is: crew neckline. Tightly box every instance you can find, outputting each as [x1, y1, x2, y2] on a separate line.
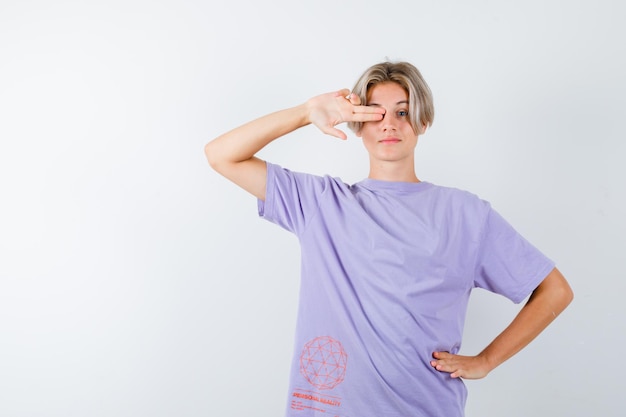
[356, 178, 433, 193]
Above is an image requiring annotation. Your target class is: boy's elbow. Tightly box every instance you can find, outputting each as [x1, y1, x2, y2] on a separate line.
[204, 141, 222, 171]
[552, 270, 574, 312]
[563, 281, 574, 307]
[534, 267, 574, 314]
[556, 269, 574, 305]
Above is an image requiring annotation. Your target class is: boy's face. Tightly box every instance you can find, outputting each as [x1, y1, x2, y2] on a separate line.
[357, 81, 421, 165]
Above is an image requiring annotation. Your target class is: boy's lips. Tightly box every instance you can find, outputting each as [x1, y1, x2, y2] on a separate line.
[379, 137, 401, 144]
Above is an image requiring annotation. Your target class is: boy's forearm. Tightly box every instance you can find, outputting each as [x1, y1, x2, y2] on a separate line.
[205, 103, 310, 168]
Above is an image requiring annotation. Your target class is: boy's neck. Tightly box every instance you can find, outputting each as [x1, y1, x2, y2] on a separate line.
[368, 160, 420, 183]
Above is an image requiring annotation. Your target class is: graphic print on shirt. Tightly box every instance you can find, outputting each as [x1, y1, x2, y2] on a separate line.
[291, 336, 347, 414]
[299, 336, 348, 389]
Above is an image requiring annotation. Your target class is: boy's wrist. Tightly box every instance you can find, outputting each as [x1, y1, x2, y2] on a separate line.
[299, 100, 314, 126]
[477, 350, 500, 374]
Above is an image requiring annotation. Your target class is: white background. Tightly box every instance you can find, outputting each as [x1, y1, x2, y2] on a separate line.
[1, 0, 624, 416]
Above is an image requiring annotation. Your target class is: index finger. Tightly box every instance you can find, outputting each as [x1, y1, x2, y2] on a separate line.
[350, 110, 384, 122]
[353, 102, 385, 113]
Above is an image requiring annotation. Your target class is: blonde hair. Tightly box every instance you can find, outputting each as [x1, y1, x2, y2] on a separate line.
[348, 61, 434, 134]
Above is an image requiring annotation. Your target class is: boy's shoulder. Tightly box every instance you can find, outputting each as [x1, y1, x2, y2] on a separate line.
[427, 182, 491, 211]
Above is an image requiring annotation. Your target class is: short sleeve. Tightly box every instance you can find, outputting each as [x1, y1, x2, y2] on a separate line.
[473, 207, 555, 303]
[258, 162, 328, 235]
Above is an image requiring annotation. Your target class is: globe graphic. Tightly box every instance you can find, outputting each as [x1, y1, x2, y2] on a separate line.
[299, 336, 348, 390]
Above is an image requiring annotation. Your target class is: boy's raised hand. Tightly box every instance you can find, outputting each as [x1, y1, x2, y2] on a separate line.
[307, 88, 385, 140]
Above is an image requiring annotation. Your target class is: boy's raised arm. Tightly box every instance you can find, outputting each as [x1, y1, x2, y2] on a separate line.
[204, 89, 384, 200]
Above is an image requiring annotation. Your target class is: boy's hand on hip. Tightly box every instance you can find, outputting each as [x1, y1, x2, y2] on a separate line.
[430, 351, 492, 379]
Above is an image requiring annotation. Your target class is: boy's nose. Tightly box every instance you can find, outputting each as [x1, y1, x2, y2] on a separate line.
[382, 116, 397, 131]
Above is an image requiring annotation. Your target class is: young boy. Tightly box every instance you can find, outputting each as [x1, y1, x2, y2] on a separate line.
[205, 61, 573, 417]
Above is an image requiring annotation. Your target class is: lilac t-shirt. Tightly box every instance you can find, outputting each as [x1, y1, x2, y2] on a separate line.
[258, 162, 554, 417]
